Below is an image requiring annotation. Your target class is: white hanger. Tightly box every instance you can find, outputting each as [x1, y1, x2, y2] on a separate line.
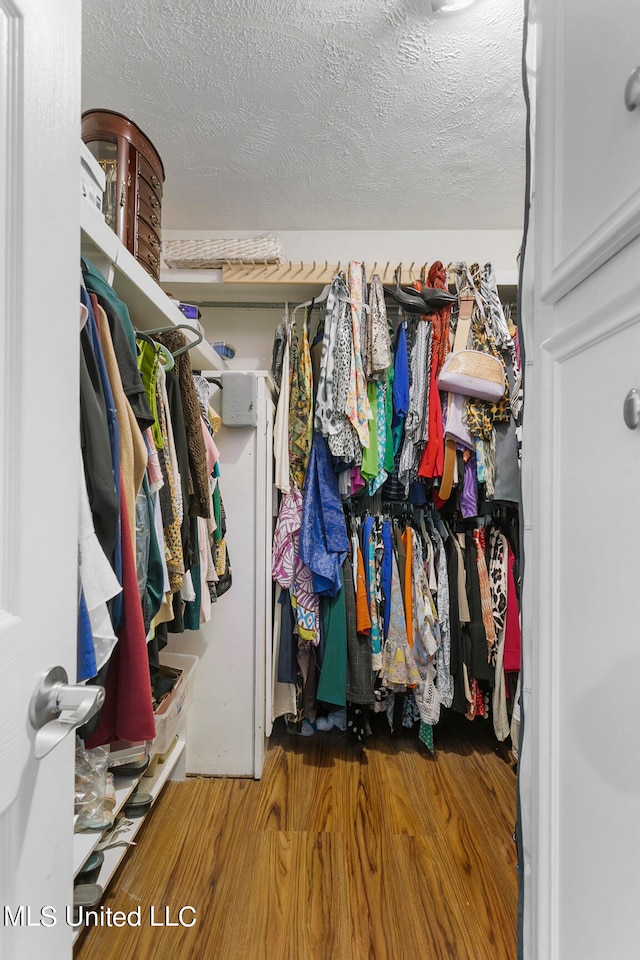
[292, 278, 371, 323]
[292, 283, 332, 321]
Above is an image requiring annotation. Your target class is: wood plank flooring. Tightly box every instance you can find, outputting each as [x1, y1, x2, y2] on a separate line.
[74, 713, 518, 960]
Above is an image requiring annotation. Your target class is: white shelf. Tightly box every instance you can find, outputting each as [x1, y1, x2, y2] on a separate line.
[73, 737, 185, 878]
[73, 770, 138, 878]
[72, 737, 185, 945]
[81, 200, 222, 371]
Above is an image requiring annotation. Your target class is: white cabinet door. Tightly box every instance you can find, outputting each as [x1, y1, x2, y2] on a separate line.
[0, 2, 81, 958]
[538, 0, 640, 303]
[524, 1, 640, 958]
[550, 274, 640, 959]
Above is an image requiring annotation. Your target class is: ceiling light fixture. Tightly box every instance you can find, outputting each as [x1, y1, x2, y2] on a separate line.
[431, 0, 478, 13]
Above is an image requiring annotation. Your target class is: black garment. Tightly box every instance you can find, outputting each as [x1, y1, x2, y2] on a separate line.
[301, 644, 318, 722]
[80, 328, 118, 561]
[164, 372, 195, 634]
[463, 533, 493, 685]
[271, 321, 287, 389]
[154, 622, 169, 653]
[165, 372, 193, 569]
[157, 445, 174, 528]
[381, 448, 406, 501]
[445, 536, 468, 714]
[277, 589, 298, 685]
[345, 558, 375, 705]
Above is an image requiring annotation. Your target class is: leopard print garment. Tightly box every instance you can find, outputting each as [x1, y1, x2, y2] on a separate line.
[463, 263, 511, 440]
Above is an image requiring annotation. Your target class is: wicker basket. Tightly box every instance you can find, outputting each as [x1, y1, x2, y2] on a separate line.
[163, 236, 285, 269]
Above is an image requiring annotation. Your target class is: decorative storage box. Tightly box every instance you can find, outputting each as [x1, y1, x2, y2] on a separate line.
[80, 140, 105, 214]
[81, 109, 165, 282]
[162, 235, 285, 269]
[148, 652, 198, 757]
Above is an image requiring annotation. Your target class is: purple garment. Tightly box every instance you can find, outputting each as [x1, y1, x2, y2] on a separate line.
[460, 452, 478, 519]
[300, 432, 349, 597]
[272, 485, 319, 641]
[272, 487, 302, 588]
[381, 520, 393, 640]
[350, 466, 366, 495]
[392, 322, 409, 418]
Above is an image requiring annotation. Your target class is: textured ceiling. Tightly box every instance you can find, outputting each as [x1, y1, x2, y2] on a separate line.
[82, 0, 525, 231]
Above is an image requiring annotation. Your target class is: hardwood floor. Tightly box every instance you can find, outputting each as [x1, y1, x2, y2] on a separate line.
[74, 713, 518, 960]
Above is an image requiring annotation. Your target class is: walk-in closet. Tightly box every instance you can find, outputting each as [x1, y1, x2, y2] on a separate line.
[4, 2, 640, 959]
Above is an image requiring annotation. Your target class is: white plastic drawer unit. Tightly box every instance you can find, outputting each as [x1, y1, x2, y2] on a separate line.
[149, 652, 198, 756]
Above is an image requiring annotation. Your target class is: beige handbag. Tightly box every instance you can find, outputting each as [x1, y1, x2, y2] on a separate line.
[438, 295, 505, 402]
[439, 294, 499, 502]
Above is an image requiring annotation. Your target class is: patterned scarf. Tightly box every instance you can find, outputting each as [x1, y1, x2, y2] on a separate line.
[432, 527, 454, 709]
[346, 261, 372, 446]
[474, 527, 497, 665]
[156, 328, 211, 520]
[288, 312, 313, 489]
[489, 527, 510, 741]
[365, 274, 392, 380]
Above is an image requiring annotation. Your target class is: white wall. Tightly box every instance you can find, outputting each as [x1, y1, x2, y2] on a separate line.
[199, 307, 280, 373]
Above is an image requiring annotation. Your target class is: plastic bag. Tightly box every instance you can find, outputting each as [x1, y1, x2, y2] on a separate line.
[74, 738, 115, 832]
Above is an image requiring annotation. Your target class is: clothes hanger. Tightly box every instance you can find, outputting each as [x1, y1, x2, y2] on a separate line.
[292, 283, 332, 320]
[135, 329, 175, 371]
[293, 279, 371, 320]
[144, 323, 204, 358]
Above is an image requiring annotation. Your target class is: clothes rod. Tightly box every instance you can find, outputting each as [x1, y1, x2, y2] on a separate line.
[191, 301, 289, 310]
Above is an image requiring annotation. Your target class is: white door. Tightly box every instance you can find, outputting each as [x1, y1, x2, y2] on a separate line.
[522, 2, 640, 958]
[0, 1, 82, 958]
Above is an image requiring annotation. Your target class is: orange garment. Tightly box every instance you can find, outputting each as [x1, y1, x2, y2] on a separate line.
[355, 544, 372, 634]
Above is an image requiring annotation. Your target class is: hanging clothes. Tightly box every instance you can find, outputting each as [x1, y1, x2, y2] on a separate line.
[270, 261, 521, 753]
[84, 484, 156, 747]
[316, 566, 348, 707]
[365, 274, 393, 380]
[274, 320, 291, 494]
[489, 527, 510, 741]
[82, 257, 154, 430]
[288, 311, 313, 489]
[380, 549, 421, 692]
[346, 261, 372, 448]
[156, 329, 211, 520]
[78, 460, 121, 675]
[93, 298, 148, 548]
[299, 432, 350, 597]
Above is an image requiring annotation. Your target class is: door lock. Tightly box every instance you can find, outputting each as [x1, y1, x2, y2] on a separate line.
[29, 667, 105, 759]
[625, 67, 640, 111]
[623, 389, 640, 429]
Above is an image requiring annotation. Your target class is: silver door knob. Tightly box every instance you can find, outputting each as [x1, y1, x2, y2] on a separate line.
[623, 389, 640, 429]
[29, 666, 105, 759]
[624, 67, 640, 111]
